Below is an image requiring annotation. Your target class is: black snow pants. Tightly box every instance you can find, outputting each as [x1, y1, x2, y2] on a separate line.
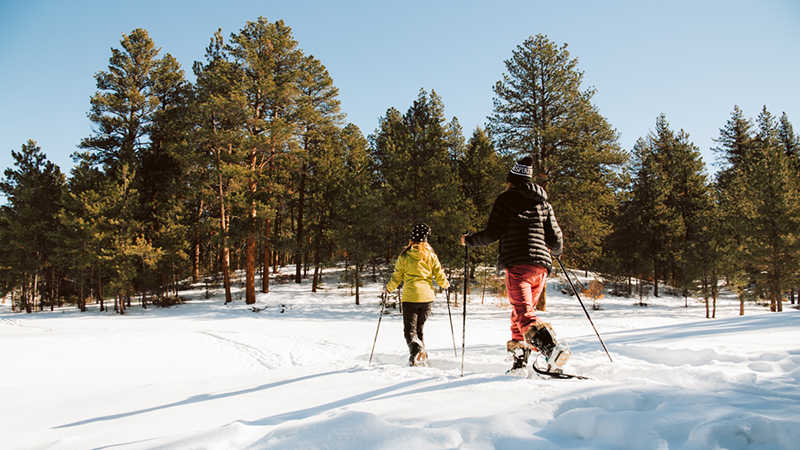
[402, 301, 432, 349]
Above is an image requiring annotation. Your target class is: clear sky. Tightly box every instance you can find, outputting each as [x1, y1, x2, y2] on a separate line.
[1, 0, 798, 179]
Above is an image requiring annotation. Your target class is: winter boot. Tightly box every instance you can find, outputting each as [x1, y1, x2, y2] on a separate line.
[524, 322, 571, 372]
[505, 340, 530, 377]
[409, 338, 427, 366]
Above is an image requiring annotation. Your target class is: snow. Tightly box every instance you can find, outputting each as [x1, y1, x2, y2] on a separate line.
[2, 268, 799, 450]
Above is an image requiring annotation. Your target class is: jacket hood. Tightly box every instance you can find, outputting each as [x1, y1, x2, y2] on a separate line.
[511, 182, 548, 203]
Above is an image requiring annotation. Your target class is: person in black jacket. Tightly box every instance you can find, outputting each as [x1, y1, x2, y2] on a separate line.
[461, 156, 565, 375]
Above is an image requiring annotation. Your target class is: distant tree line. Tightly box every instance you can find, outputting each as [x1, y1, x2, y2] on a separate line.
[1, 19, 797, 316]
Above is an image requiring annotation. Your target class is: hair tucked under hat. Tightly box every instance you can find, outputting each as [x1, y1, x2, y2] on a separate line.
[507, 156, 534, 185]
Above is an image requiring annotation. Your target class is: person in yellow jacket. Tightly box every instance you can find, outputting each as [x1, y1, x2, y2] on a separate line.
[385, 223, 450, 366]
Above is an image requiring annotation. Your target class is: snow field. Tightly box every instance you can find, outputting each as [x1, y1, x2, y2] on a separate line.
[1, 269, 798, 449]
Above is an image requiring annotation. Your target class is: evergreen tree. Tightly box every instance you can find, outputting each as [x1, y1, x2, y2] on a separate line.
[745, 109, 800, 312]
[715, 107, 800, 313]
[458, 127, 507, 269]
[714, 106, 756, 313]
[623, 115, 711, 297]
[77, 28, 187, 304]
[0, 141, 65, 312]
[192, 29, 248, 304]
[137, 51, 193, 299]
[226, 18, 304, 304]
[57, 161, 106, 312]
[333, 124, 381, 304]
[488, 34, 626, 268]
[294, 54, 344, 284]
[371, 89, 470, 267]
[305, 125, 349, 292]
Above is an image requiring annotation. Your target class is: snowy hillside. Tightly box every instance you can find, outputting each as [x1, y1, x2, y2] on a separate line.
[2, 268, 799, 450]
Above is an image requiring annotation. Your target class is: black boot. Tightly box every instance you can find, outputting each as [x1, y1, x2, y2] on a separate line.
[524, 322, 557, 358]
[506, 340, 530, 376]
[524, 322, 570, 371]
[408, 338, 427, 366]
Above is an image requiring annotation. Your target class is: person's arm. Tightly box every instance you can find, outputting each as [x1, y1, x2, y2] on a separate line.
[386, 255, 405, 292]
[544, 203, 563, 257]
[464, 194, 508, 247]
[431, 254, 450, 290]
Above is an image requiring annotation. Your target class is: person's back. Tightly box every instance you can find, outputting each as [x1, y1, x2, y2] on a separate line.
[390, 244, 447, 304]
[462, 156, 566, 376]
[471, 181, 562, 271]
[386, 224, 449, 366]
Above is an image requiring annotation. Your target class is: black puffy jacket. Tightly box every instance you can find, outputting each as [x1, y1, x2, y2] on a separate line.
[465, 182, 563, 271]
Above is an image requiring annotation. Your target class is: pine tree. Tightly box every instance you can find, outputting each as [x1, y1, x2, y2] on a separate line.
[623, 115, 711, 297]
[192, 29, 248, 304]
[370, 89, 470, 267]
[714, 106, 756, 313]
[226, 18, 304, 304]
[0, 141, 65, 312]
[58, 161, 106, 312]
[744, 109, 800, 312]
[137, 51, 193, 300]
[458, 127, 507, 268]
[715, 107, 800, 313]
[294, 54, 344, 284]
[77, 28, 187, 304]
[333, 124, 381, 304]
[488, 34, 626, 268]
[305, 125, 349, 292]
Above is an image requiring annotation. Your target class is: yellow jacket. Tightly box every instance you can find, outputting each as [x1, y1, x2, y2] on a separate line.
[386, 246, 450, 303]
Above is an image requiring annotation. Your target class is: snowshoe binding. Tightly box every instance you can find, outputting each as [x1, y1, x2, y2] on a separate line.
[525, 322, 571, 373]
[409, 338, 428, 367]
[505, 340, 530, 377]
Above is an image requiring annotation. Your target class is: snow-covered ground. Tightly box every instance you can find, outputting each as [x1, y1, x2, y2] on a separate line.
[2, 268, 798, 450]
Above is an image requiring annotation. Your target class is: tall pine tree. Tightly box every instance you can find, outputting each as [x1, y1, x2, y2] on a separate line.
[489, 34, 626, 269]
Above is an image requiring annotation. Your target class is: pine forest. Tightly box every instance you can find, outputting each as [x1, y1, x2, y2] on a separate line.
[2, 18, 799, 316]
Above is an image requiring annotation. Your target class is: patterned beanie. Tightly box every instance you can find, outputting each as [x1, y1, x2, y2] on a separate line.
[410, 223, 431, 243]
[507, 156, 534, 185]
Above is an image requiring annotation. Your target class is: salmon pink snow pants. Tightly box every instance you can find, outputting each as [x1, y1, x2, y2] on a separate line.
[505, 264, 548, 341]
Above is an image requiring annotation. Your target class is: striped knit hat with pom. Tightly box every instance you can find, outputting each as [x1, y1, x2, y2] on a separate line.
[507, 156, 534, 185]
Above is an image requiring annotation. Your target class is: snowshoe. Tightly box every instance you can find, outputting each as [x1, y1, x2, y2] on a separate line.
[504, 340, 530, 377]
[525, 322, 571, 373]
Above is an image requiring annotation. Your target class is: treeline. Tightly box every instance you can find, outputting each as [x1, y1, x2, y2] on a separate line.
[1, 18, 797, 316]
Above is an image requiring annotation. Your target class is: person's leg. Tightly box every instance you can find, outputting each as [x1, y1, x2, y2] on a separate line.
[404, 302, 428, 365]
[506, 265, 548, 341]
[415, 302, 432, 347]
[402, 302, 417, 347]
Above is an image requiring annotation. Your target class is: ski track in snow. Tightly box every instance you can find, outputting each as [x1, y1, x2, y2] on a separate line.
[1, 270, 799, 450]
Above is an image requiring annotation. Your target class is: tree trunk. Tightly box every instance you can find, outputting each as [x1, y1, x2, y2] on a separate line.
[218, 170, 232, 304]
[97, 268, 105, 312]
[79, 271, 86, 312]
[537, 283, 547, 311]
[355, 254, 361, 306]
[262, 218, 271, 293]
[312, 237, 321, 293]
[295, 168, 305, 284]
[652, 259, 660, 297]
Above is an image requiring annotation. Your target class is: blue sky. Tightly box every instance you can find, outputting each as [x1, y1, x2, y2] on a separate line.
[1, 0, 798, 178]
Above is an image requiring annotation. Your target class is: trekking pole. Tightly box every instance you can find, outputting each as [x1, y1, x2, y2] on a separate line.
[446, 288, 457, 357]
[369, 263, 393, 365]
[461, 245, 468, 377]
[556, 256, 613, 362]
[369, 289, 387, 365]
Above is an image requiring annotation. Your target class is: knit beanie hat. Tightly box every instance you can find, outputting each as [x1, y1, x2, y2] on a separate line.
[506, 156, 534, 185]
[410, 223, 431, 243]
